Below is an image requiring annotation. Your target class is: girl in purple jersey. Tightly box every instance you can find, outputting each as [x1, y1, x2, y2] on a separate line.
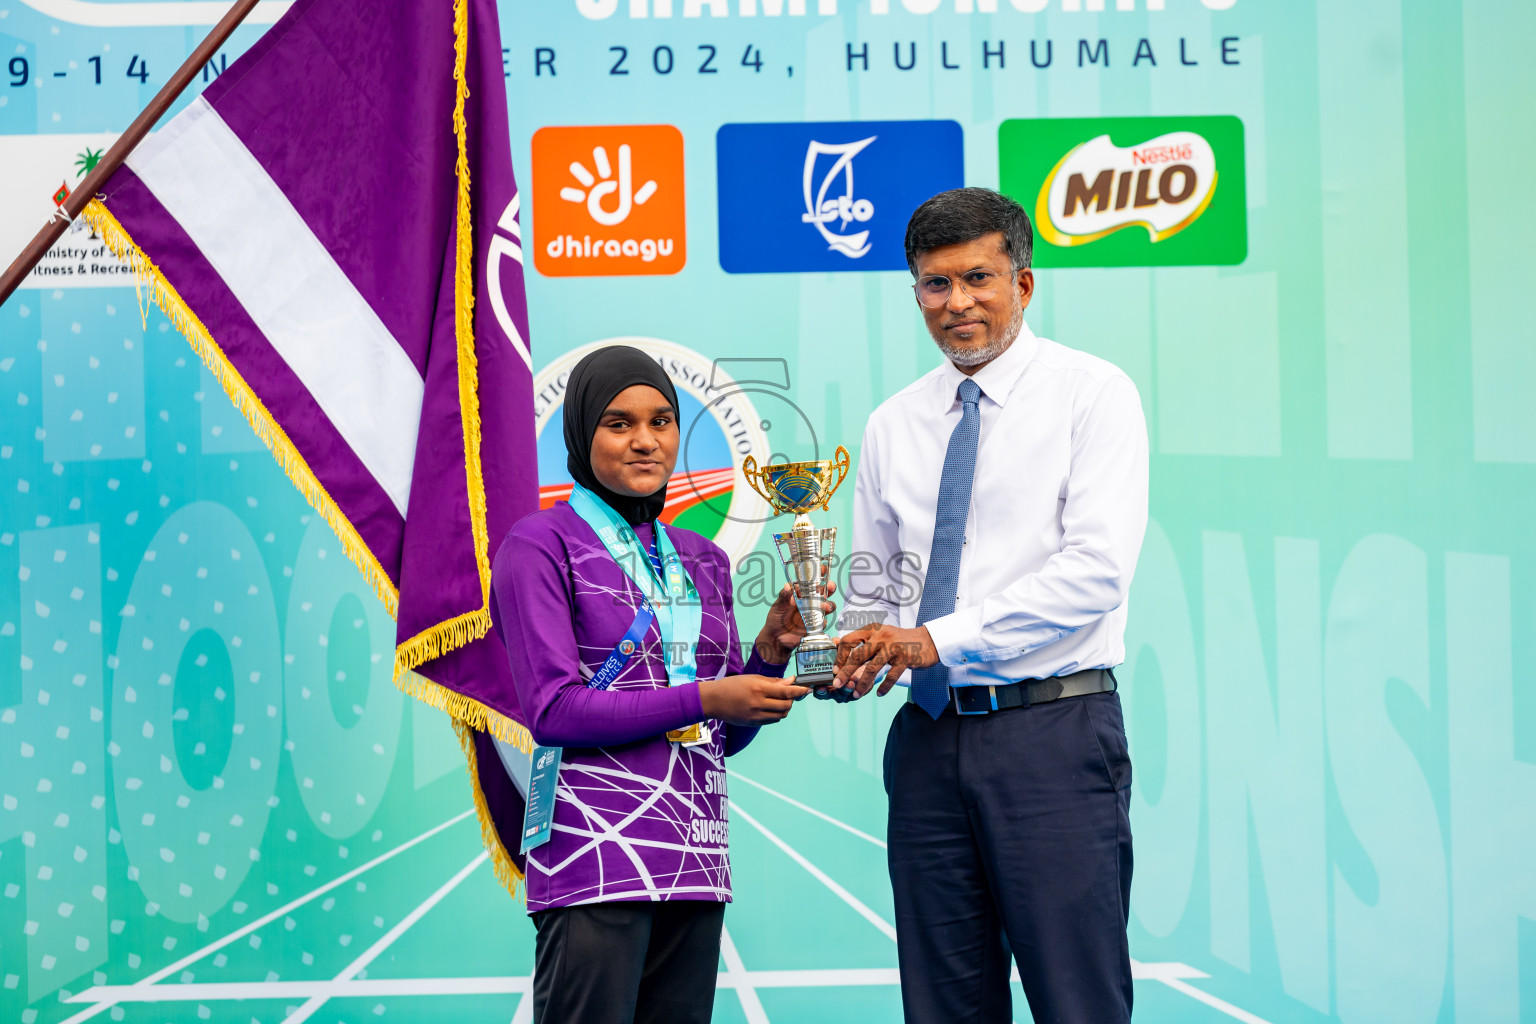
[486, 345, 829, 1024]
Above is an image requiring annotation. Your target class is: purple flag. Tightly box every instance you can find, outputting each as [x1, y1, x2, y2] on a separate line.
[82, 0, 538, 889]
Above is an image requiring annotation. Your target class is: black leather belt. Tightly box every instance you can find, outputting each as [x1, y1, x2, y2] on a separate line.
[937, 667, 1117, 716]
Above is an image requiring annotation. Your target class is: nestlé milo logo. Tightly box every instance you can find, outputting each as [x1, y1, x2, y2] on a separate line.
[1000, 115, 1246, 268]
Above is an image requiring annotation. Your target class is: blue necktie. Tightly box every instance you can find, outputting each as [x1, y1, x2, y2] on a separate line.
[909, 378, 982, 720]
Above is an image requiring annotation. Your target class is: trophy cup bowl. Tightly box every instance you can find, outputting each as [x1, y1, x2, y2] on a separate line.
[742, 447, 850, 689]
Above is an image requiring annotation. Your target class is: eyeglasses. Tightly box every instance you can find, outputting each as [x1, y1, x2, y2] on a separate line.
[912, 268, 1018, 309]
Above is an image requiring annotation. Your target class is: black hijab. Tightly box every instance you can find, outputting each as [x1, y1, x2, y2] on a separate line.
[563, 345, 681, 526]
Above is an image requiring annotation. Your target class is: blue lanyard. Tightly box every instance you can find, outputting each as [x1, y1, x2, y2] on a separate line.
[521, 489, 706, 855]
[567, 483, 701, 689]
[587, 601, 655, 691]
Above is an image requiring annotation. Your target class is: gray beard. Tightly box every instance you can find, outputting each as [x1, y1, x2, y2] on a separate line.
[933, 302, 1024, 368]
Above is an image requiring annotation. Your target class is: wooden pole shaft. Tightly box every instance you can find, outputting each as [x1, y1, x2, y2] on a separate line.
[0, 0, 264, 307]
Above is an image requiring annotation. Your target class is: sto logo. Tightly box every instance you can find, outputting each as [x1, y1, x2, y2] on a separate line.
[801, 137, 877, 258]
[716, 120, 963, 274]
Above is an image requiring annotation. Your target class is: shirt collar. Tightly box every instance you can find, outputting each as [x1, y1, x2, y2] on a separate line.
[936, 321, 1038, 414]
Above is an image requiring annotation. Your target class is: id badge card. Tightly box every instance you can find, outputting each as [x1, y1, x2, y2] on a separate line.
[520, 745, 563, 854]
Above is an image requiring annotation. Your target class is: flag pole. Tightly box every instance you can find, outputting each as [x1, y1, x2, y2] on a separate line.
[0, 0, 264, 307]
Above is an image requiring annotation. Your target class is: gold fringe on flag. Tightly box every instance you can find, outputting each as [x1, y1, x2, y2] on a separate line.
[398, 668, 532, 749]
[79, 199, 529, 756]
[454, 716, 525, 899]
[82, 0, 532, 901]
[391, 6, 529, 890]
[389, 0, 497, 683]
[78, 198, 402, 621]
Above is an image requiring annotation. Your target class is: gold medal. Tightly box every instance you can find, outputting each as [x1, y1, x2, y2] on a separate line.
[667, 723, 712, 747]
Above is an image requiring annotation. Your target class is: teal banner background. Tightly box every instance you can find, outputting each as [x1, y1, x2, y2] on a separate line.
[1, 1, 1533, 1022]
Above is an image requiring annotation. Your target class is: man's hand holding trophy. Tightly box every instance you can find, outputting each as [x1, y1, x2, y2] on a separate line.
[742, 446, 855, 702]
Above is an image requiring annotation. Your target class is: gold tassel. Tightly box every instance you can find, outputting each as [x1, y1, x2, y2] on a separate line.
[451, 0, 495, 619]
[398, 669, 534, 751]
[392, 607, 492, 680]
[454, 715, 526, 900]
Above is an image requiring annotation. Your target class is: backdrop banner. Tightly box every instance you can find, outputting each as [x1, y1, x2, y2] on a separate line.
[1, 2, 1532, 1023]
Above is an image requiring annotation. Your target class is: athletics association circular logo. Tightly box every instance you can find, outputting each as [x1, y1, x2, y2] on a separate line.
[532, 337, 778, 566]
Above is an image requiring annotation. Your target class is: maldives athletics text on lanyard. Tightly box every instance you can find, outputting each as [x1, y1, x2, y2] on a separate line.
[567, 483, 708, 746]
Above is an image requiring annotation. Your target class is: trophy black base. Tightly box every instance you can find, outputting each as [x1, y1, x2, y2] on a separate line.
[793, 645, 838, 688]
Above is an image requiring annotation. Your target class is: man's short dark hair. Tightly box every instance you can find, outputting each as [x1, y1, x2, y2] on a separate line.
[904, 187, 1034, 276]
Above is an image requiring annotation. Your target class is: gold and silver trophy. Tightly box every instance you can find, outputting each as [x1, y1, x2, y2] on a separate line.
[742, 446, 850, 691]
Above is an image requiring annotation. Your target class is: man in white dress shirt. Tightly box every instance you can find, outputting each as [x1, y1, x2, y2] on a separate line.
[832, 188, 1148, 1024]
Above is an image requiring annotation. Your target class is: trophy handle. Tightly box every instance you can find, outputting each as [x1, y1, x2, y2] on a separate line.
[819, 446, 852, 511]
[741, 455, 782, 515]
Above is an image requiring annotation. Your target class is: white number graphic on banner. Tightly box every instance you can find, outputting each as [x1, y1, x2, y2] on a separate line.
[110, 503, 281, 923]
[283, 517, 403, 839]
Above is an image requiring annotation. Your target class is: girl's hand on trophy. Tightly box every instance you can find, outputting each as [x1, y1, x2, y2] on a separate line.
[755, 576, 837, 664]
[699, 675, 812, 726]
[831, 623, 940, 698]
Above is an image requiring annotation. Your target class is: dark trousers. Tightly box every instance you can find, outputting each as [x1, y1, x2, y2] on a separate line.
[531, 900, 725, 1024]
[884, 692, 1134, 1024]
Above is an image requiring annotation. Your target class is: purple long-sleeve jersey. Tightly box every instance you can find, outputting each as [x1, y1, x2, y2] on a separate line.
[486, 501, 785, 912]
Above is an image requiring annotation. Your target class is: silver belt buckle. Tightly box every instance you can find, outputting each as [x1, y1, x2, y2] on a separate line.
[953, 684, 998, 715]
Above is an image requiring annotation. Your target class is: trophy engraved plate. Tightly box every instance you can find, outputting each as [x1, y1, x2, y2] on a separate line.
[742, 446, 850, 688]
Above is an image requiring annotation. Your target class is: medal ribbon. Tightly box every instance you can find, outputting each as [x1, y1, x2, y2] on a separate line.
[520, 486, 707, 854]
[567, 483, 702, 690]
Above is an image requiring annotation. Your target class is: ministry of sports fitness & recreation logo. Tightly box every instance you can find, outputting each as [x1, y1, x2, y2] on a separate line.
[716, 120, 964, 274]
[0, 133, 137, 288]
[999, 115, 1247, 268]
[531, 338, 777, 565]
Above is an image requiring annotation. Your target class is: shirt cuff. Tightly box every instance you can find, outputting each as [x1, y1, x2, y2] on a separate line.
[923, 606, 986, 668]
[743, 649, 788, 679]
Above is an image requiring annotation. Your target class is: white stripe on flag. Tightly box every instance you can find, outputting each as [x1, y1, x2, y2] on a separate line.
[127, 97, 424, 516]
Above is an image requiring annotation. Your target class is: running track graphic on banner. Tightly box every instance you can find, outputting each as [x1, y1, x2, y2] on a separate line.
[55, 771, 1270, 1024]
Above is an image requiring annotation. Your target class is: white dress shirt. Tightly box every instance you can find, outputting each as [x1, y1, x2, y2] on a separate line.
[848, 323, 1149, 687]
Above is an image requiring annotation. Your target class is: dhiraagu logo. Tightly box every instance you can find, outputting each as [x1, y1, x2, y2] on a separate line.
[531, 125, 687, 276]
[999, 116, 1247, 267]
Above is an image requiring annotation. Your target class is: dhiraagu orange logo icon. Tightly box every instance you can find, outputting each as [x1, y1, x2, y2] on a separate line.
[1000, 116, 1246, 267]
[531, 125, 687, 276]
